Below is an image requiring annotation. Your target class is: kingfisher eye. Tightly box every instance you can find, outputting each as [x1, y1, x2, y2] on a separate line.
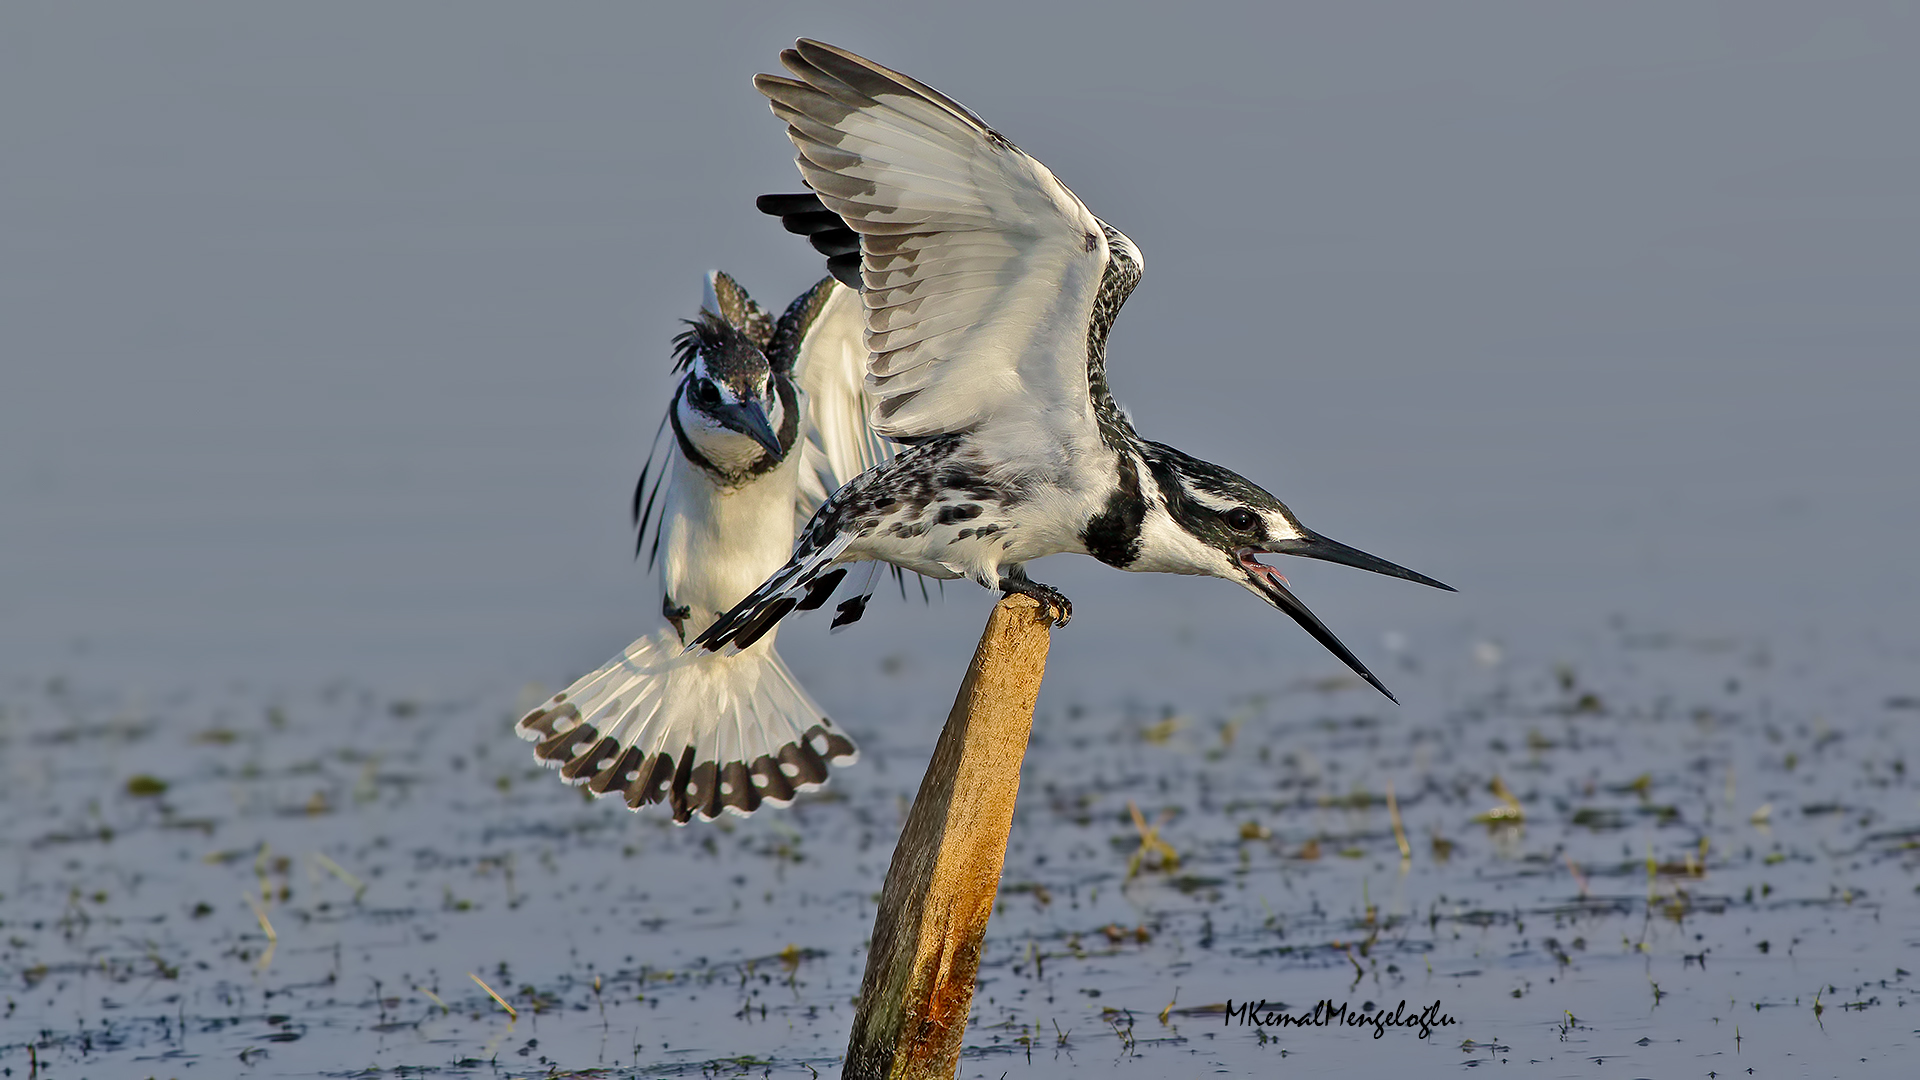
[692, 379, 721, 408]
[1224, 507, 1259, 532]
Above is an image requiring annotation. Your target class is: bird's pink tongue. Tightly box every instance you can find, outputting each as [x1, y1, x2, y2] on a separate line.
[1239, 551, 1288, 586]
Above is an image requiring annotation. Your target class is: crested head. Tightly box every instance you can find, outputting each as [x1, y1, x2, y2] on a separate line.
[672, 310, 772, 384]
[669, 311, 794, 477]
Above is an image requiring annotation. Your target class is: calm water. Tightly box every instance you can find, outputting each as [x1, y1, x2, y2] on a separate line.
[3, 4, 1916, 1076]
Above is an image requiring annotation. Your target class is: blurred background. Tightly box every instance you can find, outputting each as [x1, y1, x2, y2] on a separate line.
[3, 1, 1915, 708]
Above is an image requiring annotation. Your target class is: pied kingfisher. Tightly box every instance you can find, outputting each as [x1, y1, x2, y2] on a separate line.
[517, 270, 894, 821]
[693, 40, 1451, 701]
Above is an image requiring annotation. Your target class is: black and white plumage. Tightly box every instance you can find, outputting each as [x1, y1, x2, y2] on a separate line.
[694, 40, 1452, 701]
[516, 271, 889, 821]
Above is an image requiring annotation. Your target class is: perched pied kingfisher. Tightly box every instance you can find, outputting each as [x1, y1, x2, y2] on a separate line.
[517, 271, 894, 821]
[693, 40, 1452, 701]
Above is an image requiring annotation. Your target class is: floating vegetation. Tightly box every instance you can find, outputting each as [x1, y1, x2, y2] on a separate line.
[124, 774, 168, 797]
[469, 971, 517, 1018]
[1124, 800, 1180, 879]
[1, 625, 1914, 1075]
[1472, 774, 1525, 825]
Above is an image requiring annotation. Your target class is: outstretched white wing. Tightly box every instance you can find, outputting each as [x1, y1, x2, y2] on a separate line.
[755, 39, 1125, 445]
[789, 281, 889, 526]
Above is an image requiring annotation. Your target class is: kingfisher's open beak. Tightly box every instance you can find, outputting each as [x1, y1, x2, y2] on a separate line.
[712, 399, 782, 457]
[1235, 532, 1447, 704]
[1235, 548, 1399, 703]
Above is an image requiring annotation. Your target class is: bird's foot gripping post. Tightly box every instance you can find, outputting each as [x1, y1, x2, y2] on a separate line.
[997, 573, 1072, 627]
[843, 594, 1053, 1080]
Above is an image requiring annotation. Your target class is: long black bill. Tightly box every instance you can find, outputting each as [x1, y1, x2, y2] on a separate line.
[712, 400, 782, 457]
[1266, 530, 1454, 592]
[1243, 565, 1399, 703]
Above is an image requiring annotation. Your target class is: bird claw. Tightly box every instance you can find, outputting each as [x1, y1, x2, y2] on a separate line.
[1002, 578, 1073, 627]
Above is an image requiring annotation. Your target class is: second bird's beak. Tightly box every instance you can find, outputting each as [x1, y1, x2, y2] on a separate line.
[713, 399, 783, 457]
[1236, 529, 1452, 704]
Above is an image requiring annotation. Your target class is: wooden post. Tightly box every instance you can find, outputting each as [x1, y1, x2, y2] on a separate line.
[843, 594, 1052, 1080]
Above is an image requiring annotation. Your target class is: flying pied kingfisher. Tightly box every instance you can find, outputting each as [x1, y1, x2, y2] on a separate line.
[516, 271, 894, 821]
[693, 40, 1452, 701]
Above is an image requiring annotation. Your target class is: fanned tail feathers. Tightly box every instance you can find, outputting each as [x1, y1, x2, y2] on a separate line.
[516, 629, 856, 823]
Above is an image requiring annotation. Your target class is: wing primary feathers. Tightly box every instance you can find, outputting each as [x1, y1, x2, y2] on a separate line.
[794, 567, 848, 611]
[829, 563, 882, 633]
[796, 39, 995, 131]
[756, 192, 827, 217]
[636, 471, 667, 562]
[757, 192, 862, 285]
[788, 210, 853, 241]
[830, 594, 868, 630]
[825, 254, 862, 289]
[632, 412, 672, 559]
[810, 232, 860, 258]
[645, 471, 669, 568]
[775, 52, 885, 117]
[639, 458, 670, 568]
[631, 441, 655, 528]
[762, 201, 847, 239]
[732, 596, 799, 650]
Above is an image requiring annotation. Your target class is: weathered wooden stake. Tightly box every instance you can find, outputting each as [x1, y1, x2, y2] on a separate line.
[843, 594, 1052, 1080]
